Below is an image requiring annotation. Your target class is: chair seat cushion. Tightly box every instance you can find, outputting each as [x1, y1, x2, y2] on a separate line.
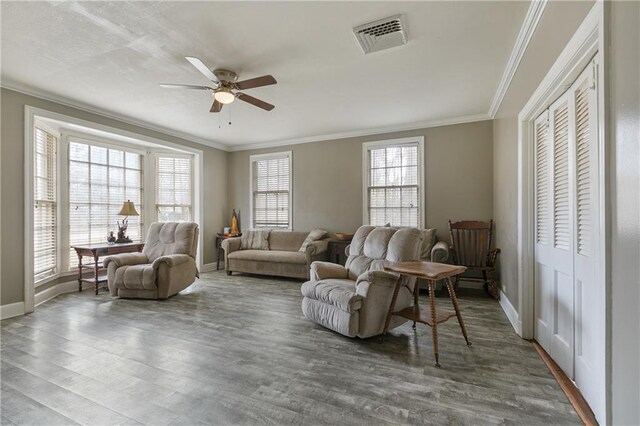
[114, 264, 157, 290]
[301, 279, 362, 312]
[228, 249, 307, 264]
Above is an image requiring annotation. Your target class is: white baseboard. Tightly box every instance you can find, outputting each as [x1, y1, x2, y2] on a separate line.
[35, 280, 78, 306]
[0, 302, 25, 320]
[201, 262, 218, 273]
[499, 289, 522, 336]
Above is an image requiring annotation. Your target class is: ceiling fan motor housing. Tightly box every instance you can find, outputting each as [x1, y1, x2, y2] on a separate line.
[213, 69, 238, 84]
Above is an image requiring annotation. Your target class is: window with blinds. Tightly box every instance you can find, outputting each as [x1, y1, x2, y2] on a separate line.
[68, 141, 143, 265]
[156, 155, 192, 222]
[251, 153, 291, 228]
[365, 142, 422, 227]
[33, 127, 57, 280]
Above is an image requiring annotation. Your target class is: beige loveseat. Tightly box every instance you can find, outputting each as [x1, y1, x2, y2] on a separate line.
[103, 222, 199, 299]
[301, 225, 423, 338]
[221, 231, 329, 280]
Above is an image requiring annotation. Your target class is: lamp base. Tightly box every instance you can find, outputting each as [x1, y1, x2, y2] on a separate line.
[115, 237, 133, 244]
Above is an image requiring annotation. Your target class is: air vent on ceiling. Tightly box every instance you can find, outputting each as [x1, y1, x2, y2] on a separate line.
[353, 15, 408, 54]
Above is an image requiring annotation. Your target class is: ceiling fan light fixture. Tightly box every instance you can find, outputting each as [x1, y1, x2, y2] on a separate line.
[214, 88, 235, 104]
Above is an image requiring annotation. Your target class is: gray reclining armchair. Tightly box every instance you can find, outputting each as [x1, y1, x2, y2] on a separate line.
[301, 225, 424, 338]
[103, 222, 199, 299]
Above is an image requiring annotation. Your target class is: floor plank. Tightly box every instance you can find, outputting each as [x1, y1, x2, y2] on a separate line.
[1, 271, 581, 425]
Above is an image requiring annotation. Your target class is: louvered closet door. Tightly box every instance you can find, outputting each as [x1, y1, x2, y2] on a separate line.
[534, 93, 575, 376]
[570, 65, 601, 414]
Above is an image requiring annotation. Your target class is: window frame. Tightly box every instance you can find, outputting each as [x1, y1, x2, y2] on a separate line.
[65, 134, 146, 268]
[249, 151, 293, 230]
[33, 125, 59, 283]
[154, 152, 194, 223]
[362, 137, 425, 228]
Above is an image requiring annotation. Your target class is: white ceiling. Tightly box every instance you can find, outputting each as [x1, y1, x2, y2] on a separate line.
[1, 1, 529, 150]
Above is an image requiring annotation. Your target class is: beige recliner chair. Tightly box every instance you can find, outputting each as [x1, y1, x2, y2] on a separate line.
[301, 225, 423, 338]
[103, 222, 199, 299]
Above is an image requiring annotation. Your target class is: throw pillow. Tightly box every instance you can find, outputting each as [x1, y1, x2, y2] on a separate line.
[241, 229, 270, 250]
[419, 228, 437, 259]
[299, 229, 328, 252]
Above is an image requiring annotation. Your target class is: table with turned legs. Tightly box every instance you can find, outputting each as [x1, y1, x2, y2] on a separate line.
[383, 261, 470, 368]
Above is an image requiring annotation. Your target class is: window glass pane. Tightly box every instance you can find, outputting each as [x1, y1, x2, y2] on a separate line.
[109, 149, 124, 167]
[90, 145, 108, 164]
[69, 142, 88, 162]
[126, 152, 140, 169]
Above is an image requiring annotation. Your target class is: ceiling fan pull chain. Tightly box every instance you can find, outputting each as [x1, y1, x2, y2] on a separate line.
[229, 105, 232, 126]
[218, 111, 221, 129]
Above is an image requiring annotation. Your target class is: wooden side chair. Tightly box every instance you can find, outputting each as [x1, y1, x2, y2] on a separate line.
[448, 220, 501, 300]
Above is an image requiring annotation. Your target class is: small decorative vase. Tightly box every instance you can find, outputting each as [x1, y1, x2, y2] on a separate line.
[107, 231, 116, 244]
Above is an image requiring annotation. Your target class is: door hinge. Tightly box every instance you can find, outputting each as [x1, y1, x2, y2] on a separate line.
[590, 60, 598, 91]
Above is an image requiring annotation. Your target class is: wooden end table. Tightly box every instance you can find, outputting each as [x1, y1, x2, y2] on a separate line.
[327, 239, 351, 265]
[71, 242, 145, 295]
[383, 261, 470, 368]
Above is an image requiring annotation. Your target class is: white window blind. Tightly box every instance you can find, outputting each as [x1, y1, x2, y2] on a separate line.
[33, 127, 57, 280]
[68, 141, 143, 265]
[156, 155, 192, 222]
[365, 142, 421, 227]
[251, 153, 291, 228]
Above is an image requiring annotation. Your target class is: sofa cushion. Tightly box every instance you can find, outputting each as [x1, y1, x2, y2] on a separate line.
[298, 229, 327, 252]
[228, 249, 307, 264]
[268, 231, 309, 252]
[114, 264, 157, 290]
[301, 279, 362, 312]
[420, 228, 437, 260]
[241, 229, 270, 250]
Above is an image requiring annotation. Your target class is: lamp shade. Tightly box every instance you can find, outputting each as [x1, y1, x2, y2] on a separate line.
[118, 200, 139, 216]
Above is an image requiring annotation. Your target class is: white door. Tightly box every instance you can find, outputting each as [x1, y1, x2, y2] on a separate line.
[570, 62, 603, 417]
[534, 94, 575, 376]
[534, 61, 603, 415]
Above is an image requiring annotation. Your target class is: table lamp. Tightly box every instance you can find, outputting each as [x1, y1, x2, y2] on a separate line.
[116, 200, 139, 243]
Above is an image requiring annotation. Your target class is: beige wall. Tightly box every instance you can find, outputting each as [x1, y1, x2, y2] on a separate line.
[228, 120, 493, 243]
[492, 1, 594, 306]
[0, 88, 228, 306]
[608, 1, 640, 423]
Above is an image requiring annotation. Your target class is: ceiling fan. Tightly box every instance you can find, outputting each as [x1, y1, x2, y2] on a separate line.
[160, 56, 277, 113]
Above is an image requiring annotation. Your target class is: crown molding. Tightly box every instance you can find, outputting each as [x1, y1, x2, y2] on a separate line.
[0, 79, 230, 151]
[227, 113, 491, 152]
[2, 81, 492, 154]
[488, 0, 548, 118]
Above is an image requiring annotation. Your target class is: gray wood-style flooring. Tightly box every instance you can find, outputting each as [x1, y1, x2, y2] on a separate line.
[1, 271, 580, 425]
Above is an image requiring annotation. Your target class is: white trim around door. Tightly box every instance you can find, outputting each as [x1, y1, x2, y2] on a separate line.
[516, 2, 606, 422]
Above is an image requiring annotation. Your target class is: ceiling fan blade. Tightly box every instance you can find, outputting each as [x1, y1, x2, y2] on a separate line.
[185, 56, 220, 85]
[210, 99, 223, 113]
[236, 93, 275, 111]
[234, 75, 277, 90]
[159, 83, 213, 90]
